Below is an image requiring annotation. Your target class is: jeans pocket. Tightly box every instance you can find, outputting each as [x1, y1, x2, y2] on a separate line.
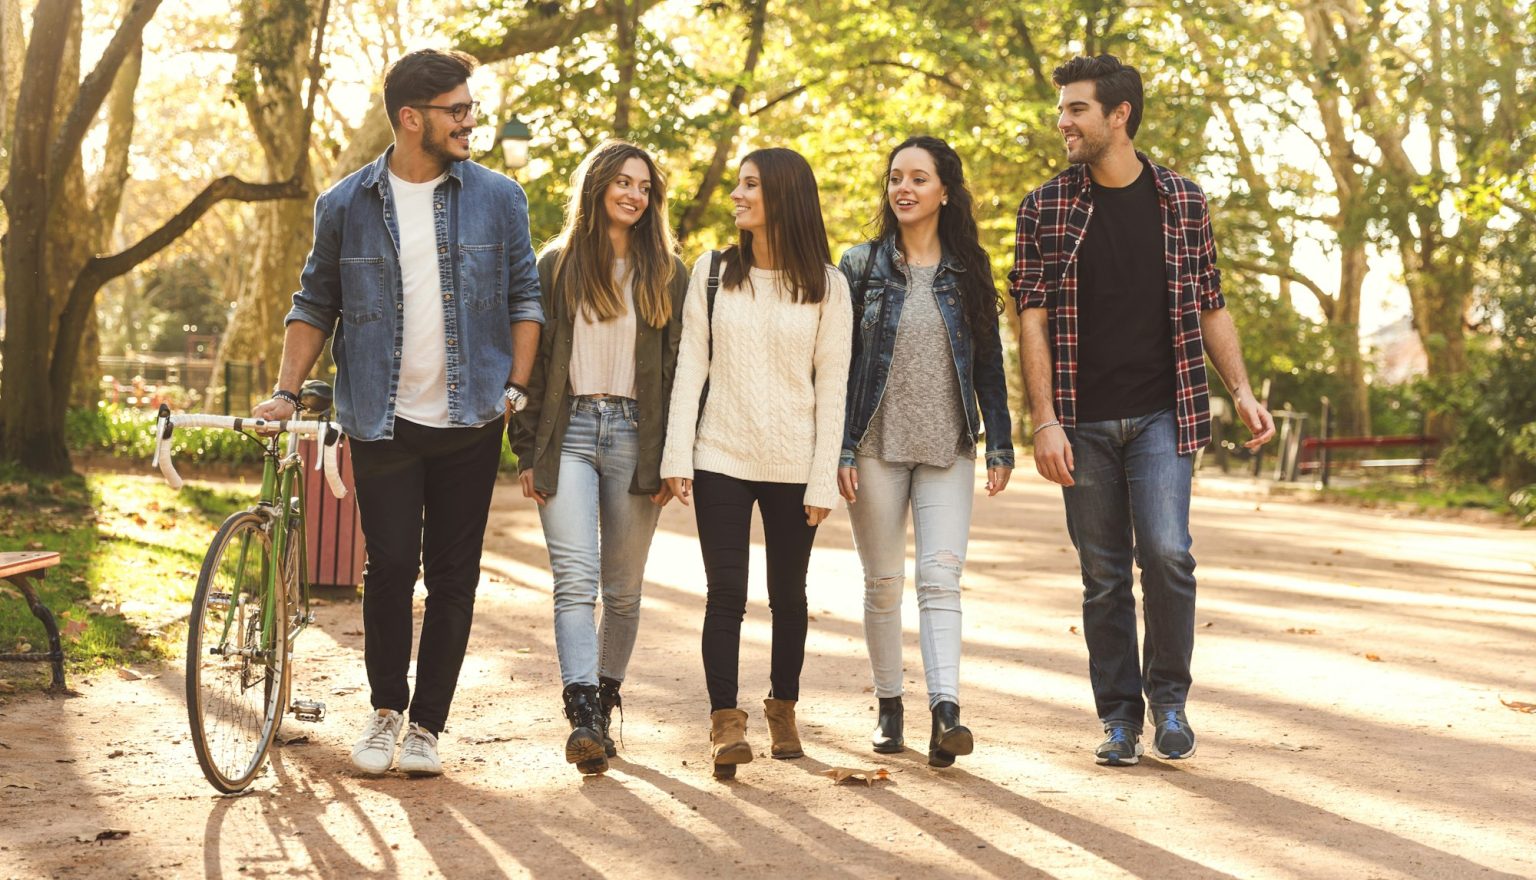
[339, 257, 387, 324]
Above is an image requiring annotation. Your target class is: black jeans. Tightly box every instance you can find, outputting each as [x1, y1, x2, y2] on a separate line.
[693, 470, 819, 712]
[350, 417, 503, 733]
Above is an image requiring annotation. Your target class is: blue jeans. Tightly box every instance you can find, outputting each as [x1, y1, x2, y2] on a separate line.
[848, 455, 974, 709]
[1061, 408, 1196, 729]
[537, 397, 661, 687]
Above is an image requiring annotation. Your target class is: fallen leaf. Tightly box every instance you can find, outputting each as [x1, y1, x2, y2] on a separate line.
[1499, 698, 1536, 714]
[514, 647, 532, 654]
[24, 540, 43, 550]
[1286, 628, 1318, 635]
[75, 830, 130, 844]
[1202, 621, 1214, 628]
[329, 685, 362, 695]
[1364, 653, 1383, 662]
[116, 668, 143, 681]
[61, 618, 89, 639]
[820, 767, 891, 786]
[463, 734, 514, 745]
[0, 585, 22, 601]
[1, 773, 40, 789]
[1068, 625, 1079, 635]
[278, 734, 310, 745]
[107, 750, 125, 759]
[14, 642, 32, 654]
[1273, 742, 1319, 752]
[0, 680, 15, 693]
[341, 630, 364, 636]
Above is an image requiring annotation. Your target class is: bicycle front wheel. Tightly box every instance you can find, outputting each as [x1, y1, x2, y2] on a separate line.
[186, 509, 290, 793]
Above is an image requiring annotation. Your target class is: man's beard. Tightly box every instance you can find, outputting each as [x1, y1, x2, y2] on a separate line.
[422, 115, 471, 165]
[1067, 132, 1109, 166]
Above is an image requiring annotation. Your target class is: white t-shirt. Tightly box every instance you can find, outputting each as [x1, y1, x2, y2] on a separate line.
[389, 170, 452, 427]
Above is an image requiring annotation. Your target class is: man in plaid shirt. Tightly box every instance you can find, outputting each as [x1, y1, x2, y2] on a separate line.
[1010, 55, 1274, 766]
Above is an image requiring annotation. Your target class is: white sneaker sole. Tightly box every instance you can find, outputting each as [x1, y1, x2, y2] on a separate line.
[351, 750, 394, 775]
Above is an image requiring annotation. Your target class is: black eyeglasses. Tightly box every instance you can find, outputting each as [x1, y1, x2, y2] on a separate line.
[410, 101, 480, 124]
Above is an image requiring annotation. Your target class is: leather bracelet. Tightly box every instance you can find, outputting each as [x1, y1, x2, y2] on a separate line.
[271, 389, 300, 408]
[1032, 419, 1061, 436]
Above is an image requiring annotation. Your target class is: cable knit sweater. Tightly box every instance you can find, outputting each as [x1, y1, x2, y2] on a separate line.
[660, 253, 852, 510]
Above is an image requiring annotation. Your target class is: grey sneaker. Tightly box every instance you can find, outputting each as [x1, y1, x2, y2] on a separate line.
[398, 723, 443, 776]
[1095, 725, 1144, 766]
[1151, 709, 1197, 759]
[351, 708, 403, 774]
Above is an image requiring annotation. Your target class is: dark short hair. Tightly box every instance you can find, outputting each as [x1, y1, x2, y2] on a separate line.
[383, 49, 477, 130]
[1052, 54, 1143, 138]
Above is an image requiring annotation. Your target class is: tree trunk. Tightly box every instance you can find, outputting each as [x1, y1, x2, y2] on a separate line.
[612, 0, 635, 137]
[215, 0, 323, 401]
[676, 0, 768, 243]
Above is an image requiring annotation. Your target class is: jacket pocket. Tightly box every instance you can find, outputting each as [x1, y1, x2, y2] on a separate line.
[339, 257, 387, 324]
[459, 243, 506, 312]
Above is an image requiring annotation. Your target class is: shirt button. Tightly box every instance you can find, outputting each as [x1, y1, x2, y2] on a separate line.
[947, 297, 955, 305]
[394, 350, 401, 356]
[438, 246, 447, 254]
[447, 339, 457, 346]
[443, 294, 451, 301]
[396, 303, 403, 310]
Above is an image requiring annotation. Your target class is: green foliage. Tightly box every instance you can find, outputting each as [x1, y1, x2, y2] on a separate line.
[65, 404, 265, 466]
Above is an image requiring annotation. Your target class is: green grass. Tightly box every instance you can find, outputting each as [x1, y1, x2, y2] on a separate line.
[1322, 480, 1514, 517]
[0, 463, 251, 688]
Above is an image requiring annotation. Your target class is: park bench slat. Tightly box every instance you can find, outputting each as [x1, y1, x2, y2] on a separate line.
[0, 551, 62, 579]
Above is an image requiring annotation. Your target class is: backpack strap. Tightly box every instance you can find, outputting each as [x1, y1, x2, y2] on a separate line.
[699, 250, 722, 426]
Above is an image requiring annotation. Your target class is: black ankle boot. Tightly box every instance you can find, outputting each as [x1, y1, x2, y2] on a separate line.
[928, 700, 974, 768]
[872, 696, 904, 753]
[561, 683, 608, 775]
[597, 676, 623, 758]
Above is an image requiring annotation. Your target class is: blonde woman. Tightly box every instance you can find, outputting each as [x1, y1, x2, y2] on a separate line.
[511, 140, 686, 775]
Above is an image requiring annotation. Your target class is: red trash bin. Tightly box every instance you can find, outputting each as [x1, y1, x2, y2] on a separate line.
[299, 436, 367, 588]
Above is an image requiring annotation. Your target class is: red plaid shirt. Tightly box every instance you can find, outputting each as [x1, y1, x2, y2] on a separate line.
[1008, 154, 1225, 455]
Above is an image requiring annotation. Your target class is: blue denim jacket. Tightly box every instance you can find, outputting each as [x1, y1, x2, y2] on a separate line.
[285, 148, 544, 440]
[837, 237, 1014, 469]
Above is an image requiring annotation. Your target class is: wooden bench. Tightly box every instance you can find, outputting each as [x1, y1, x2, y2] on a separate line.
[1300, 435, 1440, 487]
[0, 551, 68, 692]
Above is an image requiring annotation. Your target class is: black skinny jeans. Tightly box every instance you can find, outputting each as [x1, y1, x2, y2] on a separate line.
[694, 470, 820, 712]
[349, 417, 503, 734]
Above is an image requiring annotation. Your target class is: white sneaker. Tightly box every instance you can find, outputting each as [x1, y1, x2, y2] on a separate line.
[351, 708, 404, 774]
[398, 723, 443, 776]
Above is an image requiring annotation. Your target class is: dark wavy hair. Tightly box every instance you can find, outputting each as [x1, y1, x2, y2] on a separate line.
[874, 135, 1003, 355]
[1052, 54, 1143, 138]
[721, 148, 832, 304]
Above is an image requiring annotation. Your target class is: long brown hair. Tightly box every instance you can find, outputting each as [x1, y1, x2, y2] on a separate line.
[545, 140, 677, 328]
[721, 148, 831, 304]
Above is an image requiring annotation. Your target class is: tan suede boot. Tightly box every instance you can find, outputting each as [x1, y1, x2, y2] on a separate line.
[709, 708, 753, 779]
[762, 698, 804, 759]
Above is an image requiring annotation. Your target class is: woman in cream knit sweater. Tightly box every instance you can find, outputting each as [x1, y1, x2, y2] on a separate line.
[661, 148, 852, 779]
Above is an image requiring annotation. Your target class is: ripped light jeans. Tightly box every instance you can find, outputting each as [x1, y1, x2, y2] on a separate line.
[847, 454, 974, 708]
[537, 397, 661, 688]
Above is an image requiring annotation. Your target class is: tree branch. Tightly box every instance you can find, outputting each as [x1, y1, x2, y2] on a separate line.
[51, 175, 305, 402]
[47, 0, 164, 198]
[1227, 257, 1335, 320]
[751, 60, 964, 117]
[459, 0, 666, 64]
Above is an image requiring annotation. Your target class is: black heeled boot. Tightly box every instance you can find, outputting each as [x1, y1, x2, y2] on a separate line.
[597, 676, 623, 758]
[562, 683, 609, 775]
[928, 700, 974, 768]
[872, 696, 904, 753]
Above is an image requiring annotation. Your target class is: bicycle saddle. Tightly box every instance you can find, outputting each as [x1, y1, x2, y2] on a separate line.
[299, 380, 334, 415]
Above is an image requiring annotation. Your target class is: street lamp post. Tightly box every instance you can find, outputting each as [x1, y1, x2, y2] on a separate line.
[499, 117, 532, 173]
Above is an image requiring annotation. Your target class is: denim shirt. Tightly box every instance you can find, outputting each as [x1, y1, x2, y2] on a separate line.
[285, 148, 545, 440]
[837, 237, 1014, 469]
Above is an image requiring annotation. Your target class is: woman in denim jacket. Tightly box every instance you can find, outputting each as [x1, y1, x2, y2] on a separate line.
[837, 135, 1014, 767]
[511, 141, 687, 775]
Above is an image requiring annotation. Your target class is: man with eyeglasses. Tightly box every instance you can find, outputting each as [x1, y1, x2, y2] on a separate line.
[254, 49, 543, 777]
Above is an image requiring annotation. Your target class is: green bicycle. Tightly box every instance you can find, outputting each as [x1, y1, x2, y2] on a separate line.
[153, 383, 347, 793]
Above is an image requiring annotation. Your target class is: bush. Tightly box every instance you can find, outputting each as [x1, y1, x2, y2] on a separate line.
[66, 404, 264, 466]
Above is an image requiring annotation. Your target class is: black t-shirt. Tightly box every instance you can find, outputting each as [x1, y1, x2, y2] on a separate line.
[1075, 162, 1177, 423]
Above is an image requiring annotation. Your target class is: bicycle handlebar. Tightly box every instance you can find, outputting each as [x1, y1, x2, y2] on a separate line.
[151, 408, 348, 499]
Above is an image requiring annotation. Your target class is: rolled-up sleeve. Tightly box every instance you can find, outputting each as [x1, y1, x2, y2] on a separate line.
[285, 192, 343, 336]
[505, 182, 545, 325]
[1190, 188, 1227, 311]
[1007, 193, 1048, 312]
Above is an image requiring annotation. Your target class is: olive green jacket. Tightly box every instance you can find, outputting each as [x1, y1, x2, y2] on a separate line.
[510, 248, 687, 495]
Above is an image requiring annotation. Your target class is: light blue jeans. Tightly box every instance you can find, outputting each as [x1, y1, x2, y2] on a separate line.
[847, 454, 975, 709]
[538, 397, 661, 687]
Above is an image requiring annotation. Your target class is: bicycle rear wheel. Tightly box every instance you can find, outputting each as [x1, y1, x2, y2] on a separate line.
[185, 509, 289, 793]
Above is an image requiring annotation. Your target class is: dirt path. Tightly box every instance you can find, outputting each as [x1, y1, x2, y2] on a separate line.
[3, 468, 1534, 879]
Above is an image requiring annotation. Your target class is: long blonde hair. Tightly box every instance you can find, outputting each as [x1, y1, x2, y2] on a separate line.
[544, 140, 677, 328]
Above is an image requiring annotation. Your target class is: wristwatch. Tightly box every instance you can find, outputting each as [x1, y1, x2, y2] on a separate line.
[504, 383, 529, 414]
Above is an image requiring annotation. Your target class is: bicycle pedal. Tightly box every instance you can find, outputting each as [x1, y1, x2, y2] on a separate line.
[290, 699, 326, 722]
